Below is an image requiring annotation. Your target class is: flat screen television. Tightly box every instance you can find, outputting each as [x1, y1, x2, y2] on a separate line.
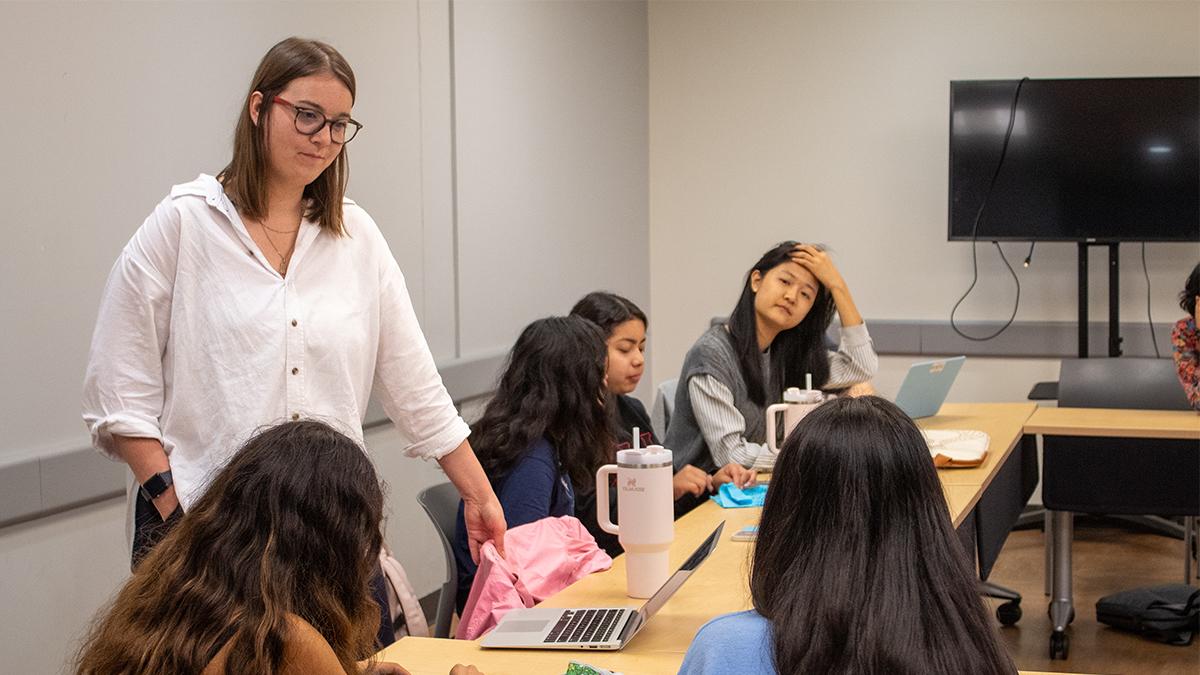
[948, 77, 1199, 242]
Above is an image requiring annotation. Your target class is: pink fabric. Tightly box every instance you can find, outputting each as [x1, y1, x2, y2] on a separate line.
[455, 515, 612, 640]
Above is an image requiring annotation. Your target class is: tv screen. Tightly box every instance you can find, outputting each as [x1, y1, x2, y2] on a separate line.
[948, 77, 1199, 242]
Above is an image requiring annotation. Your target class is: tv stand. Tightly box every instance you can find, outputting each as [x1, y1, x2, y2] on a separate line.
[1077, 241, 1122, 358]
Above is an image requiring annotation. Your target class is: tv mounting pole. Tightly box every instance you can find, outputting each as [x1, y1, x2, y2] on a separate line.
[1077, 242, 1123, 359]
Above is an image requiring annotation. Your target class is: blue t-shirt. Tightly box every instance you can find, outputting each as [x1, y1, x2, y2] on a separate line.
[453, 438, 575, 613]
[678, 610, 775, 674]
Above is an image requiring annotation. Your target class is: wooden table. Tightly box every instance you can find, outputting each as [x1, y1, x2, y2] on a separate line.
[1025, 406, 1199, 659]
[1025, 406, 1200, 440]
[379, 403, 1040, 674]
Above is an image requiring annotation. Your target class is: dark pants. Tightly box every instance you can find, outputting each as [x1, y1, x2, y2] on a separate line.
[131, 491, 396, 648]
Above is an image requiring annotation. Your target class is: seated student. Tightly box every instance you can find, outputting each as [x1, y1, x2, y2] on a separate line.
[570, 292, 756, 547]
[75, 420, 480, 675]
[1173, 263, 1200, 412]
[452, 316, 612, 613]
[679, 397, 1017, 674]
[665, 241, 878, 472]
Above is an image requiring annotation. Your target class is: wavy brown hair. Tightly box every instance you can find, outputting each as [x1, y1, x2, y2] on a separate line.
[75, 421, 384, 674]
[220, 37, 356, 235]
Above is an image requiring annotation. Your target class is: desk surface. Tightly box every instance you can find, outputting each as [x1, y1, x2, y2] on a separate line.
[378, 402, 1041, 675]
[1024, 406, 1200, 440]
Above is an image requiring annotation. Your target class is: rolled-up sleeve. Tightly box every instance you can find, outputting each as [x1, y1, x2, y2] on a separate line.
[689, 375, 771, 469]
[374, 257, 470, 461]
[82, 199, 179, 459]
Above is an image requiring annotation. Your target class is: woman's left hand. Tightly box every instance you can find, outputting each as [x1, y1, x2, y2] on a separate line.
[789, 244, 847, 292]
[712, 463, 757, 490]
[362, 660, 411, 675]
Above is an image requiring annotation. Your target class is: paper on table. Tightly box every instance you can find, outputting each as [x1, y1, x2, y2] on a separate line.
[923, 429, 990, 468]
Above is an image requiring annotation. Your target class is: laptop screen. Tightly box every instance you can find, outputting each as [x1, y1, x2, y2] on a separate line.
[637, 522, 725, 623]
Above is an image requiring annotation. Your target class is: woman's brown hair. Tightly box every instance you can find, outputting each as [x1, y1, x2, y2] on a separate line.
[75, 421, 385, 674]
[220, 37, 356, 235]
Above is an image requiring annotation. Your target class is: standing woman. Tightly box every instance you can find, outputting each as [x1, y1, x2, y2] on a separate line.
[81, 36, 505, 623]
[665, 241, 878, 472]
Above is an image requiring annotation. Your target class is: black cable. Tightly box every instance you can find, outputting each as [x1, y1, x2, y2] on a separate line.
[951, 77, 1028, 341]
[1142, 242, 1160, 358]
[1023, 241, 1035, 268]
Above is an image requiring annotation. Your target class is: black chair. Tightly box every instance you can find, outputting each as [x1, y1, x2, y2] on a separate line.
[417, 482, 462, 639]
[1043, 357, 1198, 659]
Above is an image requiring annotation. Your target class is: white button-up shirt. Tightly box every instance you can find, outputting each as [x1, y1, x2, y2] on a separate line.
[83, 175, 469, 509]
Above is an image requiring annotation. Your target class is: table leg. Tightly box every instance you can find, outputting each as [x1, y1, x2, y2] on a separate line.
[1044, 509, 1052, 596]
[1185, 516, 1195, 583]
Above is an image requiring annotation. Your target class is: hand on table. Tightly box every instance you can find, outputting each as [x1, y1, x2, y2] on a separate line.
[673, 464, 713, 500]
[712, 463, 757, 490]
[362, 660, 411, 675]
[449, 665, 483, 675]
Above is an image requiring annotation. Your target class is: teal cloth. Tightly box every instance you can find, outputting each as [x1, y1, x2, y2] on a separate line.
[710, 483, 767, 508]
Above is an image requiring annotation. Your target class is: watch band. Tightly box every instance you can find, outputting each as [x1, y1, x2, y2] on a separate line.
[139, 470, 174, 502]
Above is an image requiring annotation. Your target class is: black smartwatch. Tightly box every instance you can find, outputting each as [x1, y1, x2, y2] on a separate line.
[139, 470, 174, 502]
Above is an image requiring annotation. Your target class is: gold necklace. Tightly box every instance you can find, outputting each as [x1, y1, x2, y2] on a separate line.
[258, 226, 296, 276]
[260, 221, 300, 235]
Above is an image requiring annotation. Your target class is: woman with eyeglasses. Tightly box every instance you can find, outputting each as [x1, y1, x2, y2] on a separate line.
[81, 37, 506, 647]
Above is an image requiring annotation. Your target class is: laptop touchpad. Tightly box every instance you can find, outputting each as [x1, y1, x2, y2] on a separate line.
[496, 619, 551, 633]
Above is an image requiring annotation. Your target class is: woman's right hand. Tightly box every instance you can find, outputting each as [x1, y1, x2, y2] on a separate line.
[672, 465, 712, 500]
[449, 665, 483, 675]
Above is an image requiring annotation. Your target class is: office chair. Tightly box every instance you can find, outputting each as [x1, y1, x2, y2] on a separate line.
[417, 482, 463, 639]
[652, 377, 678, 438]
[1043, 357, 1197, 659]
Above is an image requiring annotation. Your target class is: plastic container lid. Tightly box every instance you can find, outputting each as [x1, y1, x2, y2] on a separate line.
[617, 444, 673, 467]
[783, 387, 824, 404]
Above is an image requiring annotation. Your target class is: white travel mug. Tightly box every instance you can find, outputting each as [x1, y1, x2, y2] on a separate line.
[765, 386, 825, 454]
[595, 444, 675, 598]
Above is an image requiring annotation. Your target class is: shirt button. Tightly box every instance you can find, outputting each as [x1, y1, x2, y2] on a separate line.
[291, 367, 299, 375]
[291, 319, 298, 327]
[291, 413, 300, 421]
[247, 249, 254, 256]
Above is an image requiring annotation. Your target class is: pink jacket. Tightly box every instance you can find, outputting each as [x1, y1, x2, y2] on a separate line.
[456, 515, 613, 640]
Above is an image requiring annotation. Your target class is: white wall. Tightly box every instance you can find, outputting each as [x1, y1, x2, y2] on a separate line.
[0, 1, 650, 672]
[647, 0, 1200, 399]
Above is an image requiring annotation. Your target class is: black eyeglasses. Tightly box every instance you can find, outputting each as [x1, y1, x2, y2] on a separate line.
[273, 96, 363, 144]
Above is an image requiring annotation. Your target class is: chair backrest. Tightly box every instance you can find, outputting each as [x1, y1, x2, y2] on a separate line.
[416, 481, 462, 638]
[652, 377, 679, 438]
[1058, 358, 1191, 410]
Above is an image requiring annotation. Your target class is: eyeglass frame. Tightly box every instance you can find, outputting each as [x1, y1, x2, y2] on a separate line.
[271, 96, 363, 144]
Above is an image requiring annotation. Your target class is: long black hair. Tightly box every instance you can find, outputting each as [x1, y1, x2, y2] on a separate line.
[77, 421, 384, 674]
[1181, 263, 1200, 317]
[472, 316, 612, 492]
[570, 291, 648, 334]
[751, 397, 1015, 674]
[727, 241, 835, 406]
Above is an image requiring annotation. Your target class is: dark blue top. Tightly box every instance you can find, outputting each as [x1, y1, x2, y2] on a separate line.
[453, 437, 575, 613]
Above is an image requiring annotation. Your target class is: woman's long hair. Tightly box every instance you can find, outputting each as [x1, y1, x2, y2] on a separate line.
[220, 37, 356, 235]
[727, 241, 835, 406]
[472, 316, 612, 492]
[750, 397, 1016, 674]
[76, 421, 384, 674]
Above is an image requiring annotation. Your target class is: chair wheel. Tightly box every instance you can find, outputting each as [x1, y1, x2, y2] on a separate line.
[1046, 605, 1076, 625]
[1049, 631, 1069, 660]
[996, 600, 1022, 626]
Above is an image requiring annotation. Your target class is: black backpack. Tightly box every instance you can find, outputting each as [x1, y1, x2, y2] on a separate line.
[1096, 584, 1200, 646]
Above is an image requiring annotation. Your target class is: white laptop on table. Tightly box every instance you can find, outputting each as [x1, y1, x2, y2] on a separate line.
[893, 356, 966, 419]
[480, 521, 725, 651]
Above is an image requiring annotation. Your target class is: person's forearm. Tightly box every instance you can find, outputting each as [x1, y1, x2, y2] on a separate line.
[829, 285, 863, 327]
[437, 440, 493, 503]
[113, 434, 177, 518]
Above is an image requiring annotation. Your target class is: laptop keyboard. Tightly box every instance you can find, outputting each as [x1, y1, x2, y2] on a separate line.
[544, 608, 624, 644]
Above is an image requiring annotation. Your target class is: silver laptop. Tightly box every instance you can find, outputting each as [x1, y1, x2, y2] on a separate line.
[480, 521, 725, 650]
[893, 356, 966, 419]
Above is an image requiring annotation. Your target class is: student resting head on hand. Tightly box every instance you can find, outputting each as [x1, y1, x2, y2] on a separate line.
[678, 396, 1016, 675]
[665, 240, 879, 475]
[1172, 262, 1200, 411]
